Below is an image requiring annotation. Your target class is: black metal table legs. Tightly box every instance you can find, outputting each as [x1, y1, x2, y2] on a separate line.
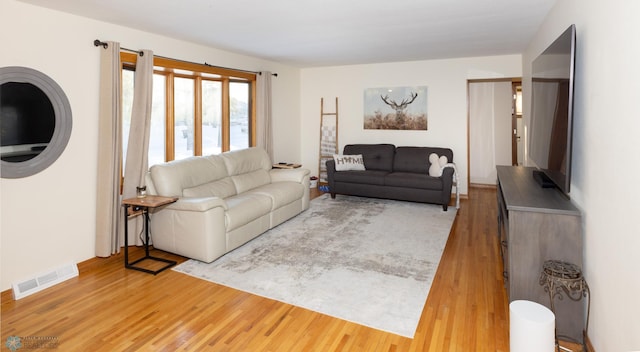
[123, 204, 176, 275]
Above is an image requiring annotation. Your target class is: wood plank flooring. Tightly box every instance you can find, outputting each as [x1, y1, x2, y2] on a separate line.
[1, 187, 509, 351]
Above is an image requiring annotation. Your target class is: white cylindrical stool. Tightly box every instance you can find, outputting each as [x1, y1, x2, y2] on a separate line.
[510, 300, 555, 352]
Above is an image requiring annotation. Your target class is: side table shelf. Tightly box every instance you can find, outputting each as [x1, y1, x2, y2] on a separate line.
[122, 195, 178, 275]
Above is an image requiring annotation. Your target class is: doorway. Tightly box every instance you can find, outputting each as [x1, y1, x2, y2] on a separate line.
[512, 83, 524, 166]
[467, 78, 522, 187]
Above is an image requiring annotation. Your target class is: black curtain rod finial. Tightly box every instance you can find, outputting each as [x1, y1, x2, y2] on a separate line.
[94, 39, 143, 56]
[94, 39, 108, 49]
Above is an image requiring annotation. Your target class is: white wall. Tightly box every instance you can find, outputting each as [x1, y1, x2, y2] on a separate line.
[523, 1, 640, 350]
[0, 0, 301, 291]
[300, 56, 522, 195]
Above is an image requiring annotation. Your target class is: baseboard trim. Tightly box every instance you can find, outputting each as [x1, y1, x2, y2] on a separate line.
[451, 193, 468, 202]
[1, 255, 106, 305]
[11, 263, 79, 300]
[470, 183, 497, 189]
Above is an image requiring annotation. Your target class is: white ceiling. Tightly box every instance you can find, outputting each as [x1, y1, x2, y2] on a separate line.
[19, 0, 557, 67]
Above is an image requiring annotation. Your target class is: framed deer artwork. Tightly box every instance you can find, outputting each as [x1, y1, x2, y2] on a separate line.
[363, 86, 428, 130]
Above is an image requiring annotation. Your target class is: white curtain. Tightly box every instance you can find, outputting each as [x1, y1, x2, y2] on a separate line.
[256, 72, 273, 160]
[95, 41, 122, 257]
[469, 82, 496, 185]
[469, 81, 513, 185]
[122, 50, 154, 246]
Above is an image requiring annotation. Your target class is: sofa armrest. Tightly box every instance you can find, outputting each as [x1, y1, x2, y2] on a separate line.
[150, 196, 228, 263]
[326, 159, 336, 189]
[440, 167, 455, 205]
[164, 196, 228, 212]
[269, 168, 311, 210]
[269, 168, 310, 183]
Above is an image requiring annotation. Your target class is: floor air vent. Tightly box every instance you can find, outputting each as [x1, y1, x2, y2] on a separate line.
[12, 263, 79, 300]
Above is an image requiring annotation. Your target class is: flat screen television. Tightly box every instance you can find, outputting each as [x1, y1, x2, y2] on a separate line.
[1, 82, 55, 162]
[528, 24, 576, 197]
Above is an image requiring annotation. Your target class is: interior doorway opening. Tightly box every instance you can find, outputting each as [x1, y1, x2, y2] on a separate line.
[467, 78, 522, 188]
[512, 83, 523, 166]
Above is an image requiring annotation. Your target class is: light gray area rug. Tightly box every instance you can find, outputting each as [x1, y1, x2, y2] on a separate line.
[173, 194, 457, 338]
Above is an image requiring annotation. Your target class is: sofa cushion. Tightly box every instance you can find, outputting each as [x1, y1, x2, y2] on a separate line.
[332, 170, 388, 186]
[247, 182, 304, 209]
[385, 172, 443, 190]
[343, 144, 395, 171]
[224, 193, 272, 231]
[182, 177, 237, 198]
[221, 147, 272, 176]
[150, 155, 228, 197]
[231, 169, 272, 194]
[220, 147, 273, 193]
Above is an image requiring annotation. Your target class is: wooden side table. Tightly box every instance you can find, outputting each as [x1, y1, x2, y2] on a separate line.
[272, 163, 301, 169]
[122, 195, 178, 275]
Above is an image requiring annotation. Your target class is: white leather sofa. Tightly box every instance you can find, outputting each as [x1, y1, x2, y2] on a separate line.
[145, 147, 310, 262]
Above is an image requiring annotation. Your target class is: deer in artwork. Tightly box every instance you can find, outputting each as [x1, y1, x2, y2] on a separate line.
[380, 92, 418, 122]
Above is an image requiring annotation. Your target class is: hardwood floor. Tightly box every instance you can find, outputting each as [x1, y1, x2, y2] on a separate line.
[1, 187, 509, 351]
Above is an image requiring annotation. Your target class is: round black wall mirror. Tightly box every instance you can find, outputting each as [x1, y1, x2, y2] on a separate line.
[0, 66, 72, 178]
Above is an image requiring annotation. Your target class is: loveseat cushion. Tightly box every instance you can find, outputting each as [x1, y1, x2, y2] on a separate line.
[385, 172, 443, 190]
[332, 170, 388, 186]
[343, 144, 395, 171]
[393, 147, 430, 173]
[393, 147, 454, 174]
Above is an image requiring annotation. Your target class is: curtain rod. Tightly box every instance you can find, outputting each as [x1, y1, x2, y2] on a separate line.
[93, 39, 277, 77]
[94, 39, 143, 56]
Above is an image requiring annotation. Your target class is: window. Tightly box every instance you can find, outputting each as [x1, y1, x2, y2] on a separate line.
[121, 52, 256, 167]
[229, 81, 251, 151]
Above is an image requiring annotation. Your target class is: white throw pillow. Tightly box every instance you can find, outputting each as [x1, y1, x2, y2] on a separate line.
[333, 154, 366, 171]
[428, 153, 448, 177]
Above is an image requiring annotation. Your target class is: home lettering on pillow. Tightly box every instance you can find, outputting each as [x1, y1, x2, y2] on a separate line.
[333, 154, 366, 171]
